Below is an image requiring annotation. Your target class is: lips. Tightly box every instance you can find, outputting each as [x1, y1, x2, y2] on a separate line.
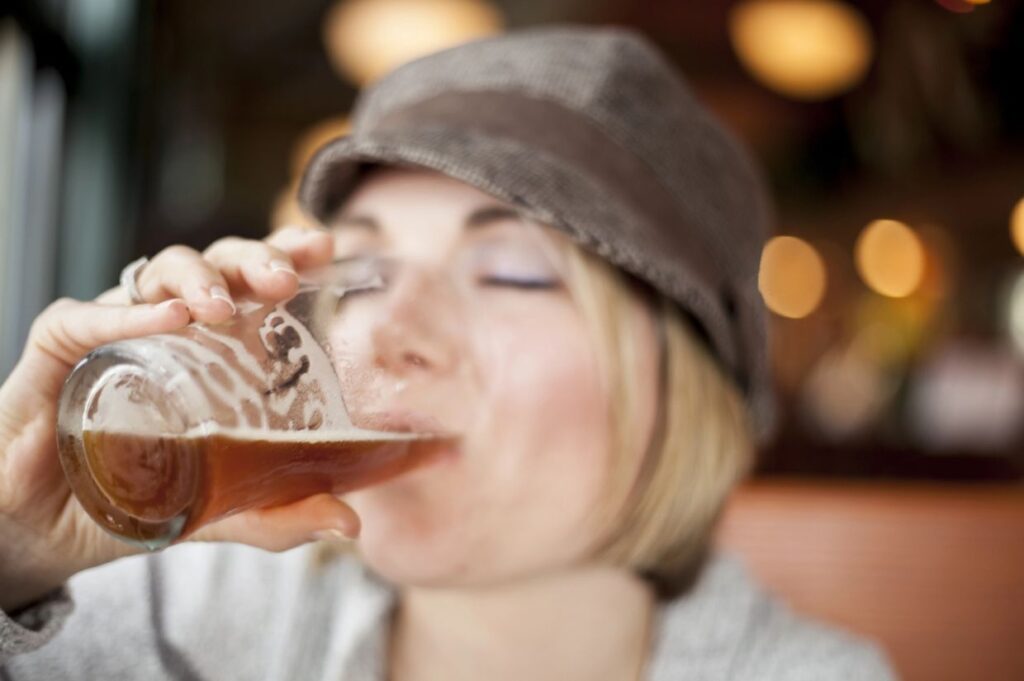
[354, 408, 454, 438]
[350, 409, 464, 478]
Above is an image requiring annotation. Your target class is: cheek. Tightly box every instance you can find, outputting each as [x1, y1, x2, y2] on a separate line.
[349, 296, 616, 586]
[469, 301, 612, 551]
[483, 313, 608, 466]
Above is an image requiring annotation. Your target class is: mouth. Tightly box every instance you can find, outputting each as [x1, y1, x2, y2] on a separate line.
[349, 409, 463, 483]
[353, 408, 457, 439]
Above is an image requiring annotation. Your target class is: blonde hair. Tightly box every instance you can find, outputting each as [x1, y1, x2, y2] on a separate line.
[562, 244, 755, 599]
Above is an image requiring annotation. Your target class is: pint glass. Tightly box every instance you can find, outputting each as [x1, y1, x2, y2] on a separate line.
[56, 262, 455, 550]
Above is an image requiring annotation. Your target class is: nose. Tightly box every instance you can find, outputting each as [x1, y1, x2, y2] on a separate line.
[370, 267, 460, 377]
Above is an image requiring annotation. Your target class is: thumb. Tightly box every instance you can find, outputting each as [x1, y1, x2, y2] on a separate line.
[189, 493, 361, 552]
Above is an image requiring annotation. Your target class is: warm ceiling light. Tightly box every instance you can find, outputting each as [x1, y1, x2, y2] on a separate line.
[729, 0, 873, 100]
[290, 117, 351, 177]
[1010, 197, 1024, 257]
[323, 0, 503, 86]
[270, 182, 318, 231]
[855, 219, 925, 298]
[934, 0, 983, 11]
[758, 235, 828, 318]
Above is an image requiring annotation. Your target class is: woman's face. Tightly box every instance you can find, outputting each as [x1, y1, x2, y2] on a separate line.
[326, 167, 658, 587]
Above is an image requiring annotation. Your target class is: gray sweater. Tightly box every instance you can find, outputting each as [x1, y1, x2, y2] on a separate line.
[0, 544, 897, 680]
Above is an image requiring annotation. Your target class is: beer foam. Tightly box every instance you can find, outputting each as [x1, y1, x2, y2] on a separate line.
[81, 425, 427, 443]
[187, 426, 424, 442]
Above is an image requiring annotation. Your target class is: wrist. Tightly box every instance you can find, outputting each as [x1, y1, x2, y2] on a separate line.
[0, 557, 73, 614]
[0, 518, 78, 614]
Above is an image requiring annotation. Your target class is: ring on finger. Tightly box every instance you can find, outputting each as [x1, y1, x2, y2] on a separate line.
[119, 256, 150, 305]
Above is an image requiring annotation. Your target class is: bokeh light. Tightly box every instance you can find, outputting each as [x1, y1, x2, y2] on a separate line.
[759, 235, 828, 318]
[323, 0, 503, 86]
[908, 339, 1024, 452]
[1010, 197, 1024, 256]
[290, 116, 351, 177]
[933, 0, 983, 12]
[270, 181, 318, 231]
[801, 342, 892, 441]
[1006, 271, 1024, 355]
[729, 0, 873, 100]
[855, 219, 925, 298]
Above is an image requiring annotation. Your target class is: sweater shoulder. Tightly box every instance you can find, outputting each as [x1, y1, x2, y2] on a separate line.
[650, 553, 899, 681]
[733, 597, 898, 681]
[2, 543, 362, 680]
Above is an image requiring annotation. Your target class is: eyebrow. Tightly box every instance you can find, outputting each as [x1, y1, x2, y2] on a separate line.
[333, 204, 522, 233]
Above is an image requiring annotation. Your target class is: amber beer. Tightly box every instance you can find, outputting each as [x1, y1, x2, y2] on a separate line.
[55, 279, 457, 548]
[63, 428, 451, 548]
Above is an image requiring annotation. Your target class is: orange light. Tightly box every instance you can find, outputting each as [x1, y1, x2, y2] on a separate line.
[1010, 197, 1024, 257]
[270, 182, 318, 231]
[855, 219, 925, 298]
[323, 0, 503, 86]
[729, 0, 873, 100]
[759, 236, 828, 318]
[290, 117, 351, 177]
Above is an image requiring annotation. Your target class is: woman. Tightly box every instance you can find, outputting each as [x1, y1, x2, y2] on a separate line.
[0, 26, 897, 680]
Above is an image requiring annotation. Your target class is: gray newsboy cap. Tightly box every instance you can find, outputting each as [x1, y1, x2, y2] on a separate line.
[299, 24, 777, 442]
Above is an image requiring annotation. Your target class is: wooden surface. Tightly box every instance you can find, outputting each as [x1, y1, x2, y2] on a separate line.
[716, 481, 1024, 681]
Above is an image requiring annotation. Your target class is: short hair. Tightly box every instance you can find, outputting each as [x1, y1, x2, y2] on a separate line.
[561, 243, 755, 600]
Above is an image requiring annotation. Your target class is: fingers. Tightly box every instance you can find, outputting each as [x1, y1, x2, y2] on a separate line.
[101, 226, 333, 316]
[264, 225, 335, 270]
[203, 226, 333, 302]
[202, 237, 298, 302]
[27, 298, 191, 368]
[133, 246, 237, 323]
[191, 493, 360, 552]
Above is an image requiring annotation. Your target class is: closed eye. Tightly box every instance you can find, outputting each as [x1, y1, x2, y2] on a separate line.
[478, 276, 560, 290]
[330, 277, 386, 298]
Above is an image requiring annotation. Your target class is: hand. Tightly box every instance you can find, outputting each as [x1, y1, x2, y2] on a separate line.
[0, 226, 359, 613]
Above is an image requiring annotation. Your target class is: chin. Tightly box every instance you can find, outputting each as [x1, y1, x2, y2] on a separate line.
[342, 437, 485, 585]
[341, 481, 471, 587]
[350, 498, 572, 591]
[353, 516, 478, 587]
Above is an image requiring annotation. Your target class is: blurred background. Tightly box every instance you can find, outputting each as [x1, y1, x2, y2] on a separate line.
[2, 2, 1024, 680]
[3, 0, 1023, 481]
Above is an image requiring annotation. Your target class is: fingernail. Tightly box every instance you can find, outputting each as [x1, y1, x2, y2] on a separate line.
[156, 298, 186, 311]
[282, 224, 327, 236]
[208, 285, 236, 314]
[312, 528, 354, 544]
[269, 259, 297, 277]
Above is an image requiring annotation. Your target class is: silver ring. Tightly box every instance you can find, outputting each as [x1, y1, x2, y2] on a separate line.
[119, 256, 150, 304]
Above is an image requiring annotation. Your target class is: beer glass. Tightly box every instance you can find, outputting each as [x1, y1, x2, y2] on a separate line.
[56, 261, 457, 550]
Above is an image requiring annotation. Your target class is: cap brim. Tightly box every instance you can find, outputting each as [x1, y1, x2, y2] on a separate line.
[299, 129, 556, 227]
